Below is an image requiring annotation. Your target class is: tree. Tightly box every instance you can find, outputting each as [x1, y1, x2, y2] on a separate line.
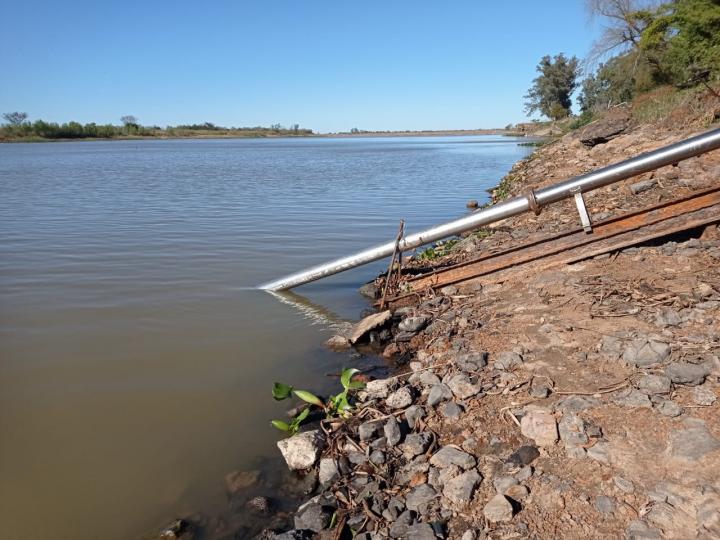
[524, 54, 580, 120]
[3, 111, 28, 125]
[120, 115, 139, 126]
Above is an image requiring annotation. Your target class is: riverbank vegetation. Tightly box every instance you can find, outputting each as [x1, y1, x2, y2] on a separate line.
[519, 0, 720, 131]
[0, 114, 313, 142]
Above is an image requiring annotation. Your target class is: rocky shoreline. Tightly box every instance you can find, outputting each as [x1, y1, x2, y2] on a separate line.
[257, 102, 720, 540]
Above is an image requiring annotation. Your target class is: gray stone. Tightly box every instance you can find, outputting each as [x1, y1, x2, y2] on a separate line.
[625, 520, 662, 540]
[359, 420, 383, 441]
[654, 308, 682, 327]
[515, 466, 533, 482]
[656, 398, 683, 417]
[613, 388, 652, 408]
[614, 476, 634, 494]
[347, 451, 366, 465]
[556, 395, 599, 413]
[359, 282, 379, 299]
[520, 409, 558, 446]
[409, 370, 441, 388]
[277, 430, 324, 470]
[587, 441, 610, 464]
[665, 362, 710, 386]
[630, 179, 657, 195]
[637, 374, 672, 395]
[401, 432, 433, 458]
[405, 405, 426, 429]
[623, 339, 671, 367]
[595, 495, 616, 514]
[428, 383, 453, 406]
[440, 285, 458, 295]
[440, 401, 463, 420]
[405, 523, 437, 540]
[493, 475, 519, 494]
[559, 413, 589, 447]
[692, 385, 716, 406]
[365, 378, 392, 399]
[324, 335, 351, 350]
[447, 373, 482, 399]
[405, 484, 438, 513]
[506, 445, 540, 466]
[668, 421, 720, 461]
[294, 499, 334, 532]
[505, 484, 530, 501]
[494, 351, 523, 370]
[387, 387, 413, 409]
[399, 316, 429, 333]
[384, 417, 403, 446]
[461, 531, 476, 540]
[579, 112, 629, 147]
[369, 450, 386, 465]
[455, 352, 488, 372]
[349, 310, 391, 344]
[318, 458, 339, 488]
[483, 494, 514, 522]
[443, 469, 482, 504]
[430, 446, 476, 470]
[388, 509, 414, 538]
[529, 381, 551, 398]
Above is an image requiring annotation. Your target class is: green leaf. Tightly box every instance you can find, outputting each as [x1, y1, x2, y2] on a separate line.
[346, 380, 365, 390]
[271, 420, 290, 431]
[340, 368, 360, 389]
[294, 407, 310, 424]
[272, 382, 293, 401]
[293, 389, 324, 407]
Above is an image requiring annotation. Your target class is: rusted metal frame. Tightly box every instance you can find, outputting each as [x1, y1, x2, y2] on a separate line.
[395, 188, 720, 295]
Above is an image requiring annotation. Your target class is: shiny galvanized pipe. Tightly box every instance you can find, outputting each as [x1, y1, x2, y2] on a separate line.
[259, 127, 720, 291]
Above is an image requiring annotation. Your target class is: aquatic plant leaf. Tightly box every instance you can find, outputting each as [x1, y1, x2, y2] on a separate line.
[346, 380, 365, 390]
[293, 389, 324, 407]
[272, 382, 293, 401]
[271, 419, 290, 432]
[340, 368, 360, 389]
[293, 407, 310, 424]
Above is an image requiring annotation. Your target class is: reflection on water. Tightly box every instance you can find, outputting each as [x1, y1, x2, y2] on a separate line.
[0, 136, 531, 539]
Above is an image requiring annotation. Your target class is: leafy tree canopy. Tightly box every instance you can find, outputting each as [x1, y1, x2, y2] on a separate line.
[524, 53, 580, 120]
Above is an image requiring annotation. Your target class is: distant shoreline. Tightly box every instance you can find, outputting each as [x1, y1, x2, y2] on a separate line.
[1, 128, 527, 144]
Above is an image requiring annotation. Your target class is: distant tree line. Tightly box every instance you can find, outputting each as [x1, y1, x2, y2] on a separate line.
[0, 114, 313, 140]
[524, 0, 720, 121]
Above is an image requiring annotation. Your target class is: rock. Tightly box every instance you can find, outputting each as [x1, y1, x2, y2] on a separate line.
[405, 405, 426, 429]
[387, 387, 413, 409]
[613, 388, 652, 408]
[402, 433, 433, 458]
[520, 409, 558, 446]
[623, 339, 671, 367]
[324, 334, 351, 350]
[443, 469, 482, 504]
[277, 430, 324, 470]
[559, 413, 589, 447]
[440, 285, 458, 295]
[587, 441, 610, 464]
[654, 307, 682, 327]
[506, 445, 540, 466]
[483, 494, 515, 523]
[430, 447, 476, 470]
[529, 380, 551, 398]
[455, 352, 488, 372]
[384, 417, 403, 446]
[388, 509, 414, 537]
[428, 383, 453, 406]
[349, 310, 391, 344]
[656, 398, 683, 417]
[406, 523, 437, 540]
[440, 401, 463, 420]
[318, 458, 339, 488]
[247, 496, 272, 514]
[595, 495, 616, 514]
[347, 451, 366, 465]
[157, 519, 192, 540]
[506, 484, 530, 501]
[447, 373, 482, 399]
[494, 351, 523, 370]
[399, 316, 429, 333]
[556, 395, 599, 413]
[359, 282, 379, 299]
[637, 374, 672, 395]
[294, 498, 334, 532]
[405, 484, 438, 513]
[369, 450, 386, 465]
[461, 530, 476, 540]
[409, 370, 442, 388]
[614, 476, 634, 494]
[515, 465, 533, 482]
[625, 520, 662, 540]
[493, 475, 518, 494]
[630, 179, 658, 195]
[225, 469, 261, 495]
[692, 385, 716, 406]
[359, 420, 383, 441]
[365, 378, 392, 399]
[668, 420, 720, 461]
[466, 199, 479, 208]
[665, 362, 710, 386]
[578, 110, 629, 147]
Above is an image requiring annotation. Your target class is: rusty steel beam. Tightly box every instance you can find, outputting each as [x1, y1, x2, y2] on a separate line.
[392, 187, 720, 297]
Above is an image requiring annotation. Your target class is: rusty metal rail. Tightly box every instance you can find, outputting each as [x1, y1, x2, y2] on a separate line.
[384, 186, 720, 303]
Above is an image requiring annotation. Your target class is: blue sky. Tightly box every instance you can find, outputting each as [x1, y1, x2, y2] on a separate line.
[0, 1, 600, 132]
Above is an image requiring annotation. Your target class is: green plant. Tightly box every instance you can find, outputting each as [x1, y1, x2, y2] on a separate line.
[271, 368, 365, 434]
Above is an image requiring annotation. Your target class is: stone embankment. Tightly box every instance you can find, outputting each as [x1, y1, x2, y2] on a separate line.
[260, 102, 720, 539]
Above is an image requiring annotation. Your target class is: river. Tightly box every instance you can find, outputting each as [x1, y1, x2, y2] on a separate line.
[0, 135, 531, 539]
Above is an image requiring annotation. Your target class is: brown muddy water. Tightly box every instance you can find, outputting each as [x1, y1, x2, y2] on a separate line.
[0, 136, 531, 539]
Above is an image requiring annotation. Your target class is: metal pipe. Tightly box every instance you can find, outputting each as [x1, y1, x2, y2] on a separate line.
[259, 127, 720, 291]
